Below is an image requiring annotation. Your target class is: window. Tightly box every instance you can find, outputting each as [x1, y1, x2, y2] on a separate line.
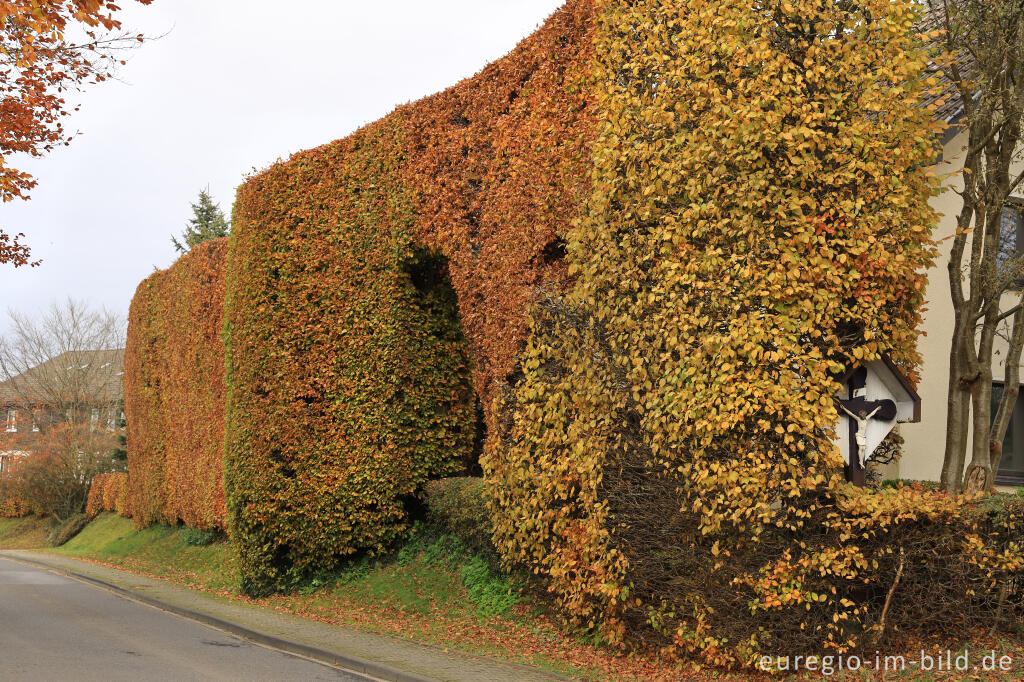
[31, 409, 39, 432]
[90, 408, 100, 430]
[991, 383, 1024, 485]
[997, 203, 1024, 281]
[5, 409, 17, 433]
[103, 410, 124, 430]
[0, 455, 7, 474]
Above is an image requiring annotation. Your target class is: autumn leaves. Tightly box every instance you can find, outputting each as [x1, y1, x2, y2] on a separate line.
[118, 0, 1022, 667]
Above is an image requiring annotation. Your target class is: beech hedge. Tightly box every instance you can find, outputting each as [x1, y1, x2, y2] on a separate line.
[224, 1, 595, 594]
[118, 0, 1024, 666]
[422, 477, 493, 558]
[486, 0, 1024, 666]
[85, 472, 130, 518]
[125, 238, 228, 530]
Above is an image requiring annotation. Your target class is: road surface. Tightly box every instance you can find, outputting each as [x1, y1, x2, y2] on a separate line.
[0, 556, 368, 681]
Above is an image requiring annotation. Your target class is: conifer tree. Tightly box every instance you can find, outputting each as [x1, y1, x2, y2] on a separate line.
[172, 189, 230, 253]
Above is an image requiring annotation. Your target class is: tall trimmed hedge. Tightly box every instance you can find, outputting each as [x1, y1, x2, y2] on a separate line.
[485, 0, 1024, 666]
[125, 270, 167, 527]
[120, 0, 1024, 666]
[224, 2, 596, 594]
[125, 238, 228, 531]
[86, 473, 131, 518]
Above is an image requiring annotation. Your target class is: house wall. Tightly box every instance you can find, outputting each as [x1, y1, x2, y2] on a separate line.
[898, 127, 1023, 482]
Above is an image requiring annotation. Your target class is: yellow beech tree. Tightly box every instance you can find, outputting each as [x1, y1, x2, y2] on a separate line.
[484, 0, 984, 666]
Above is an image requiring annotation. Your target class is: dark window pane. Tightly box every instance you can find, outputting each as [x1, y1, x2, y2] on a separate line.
[998, 205, 1024, 277]
[993, 383, 1024, 483]
[992, 384, 1014, 461]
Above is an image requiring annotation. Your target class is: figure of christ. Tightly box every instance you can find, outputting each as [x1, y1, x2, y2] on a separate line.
[837, 367, 897, 485]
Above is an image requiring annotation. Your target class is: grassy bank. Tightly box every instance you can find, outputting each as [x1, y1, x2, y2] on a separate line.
[0, 516, 50, 548]
[53, 513, 238, 594]
[44, 514, 699, 680]
[7, 513, 1021, 680]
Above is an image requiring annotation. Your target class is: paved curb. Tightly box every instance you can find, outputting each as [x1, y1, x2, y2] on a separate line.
[3, 552, 434, 682]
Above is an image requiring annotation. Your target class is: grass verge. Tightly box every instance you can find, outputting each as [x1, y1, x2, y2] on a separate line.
[53, 512, 238, 593]
[17, 513, 1023, 680]
[0, 515, 51, 548]
[42, 514, 711, 680]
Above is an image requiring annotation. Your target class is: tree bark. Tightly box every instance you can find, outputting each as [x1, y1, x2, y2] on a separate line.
[942, 333, 971, 491]
[964, 215, 1002, 494]
[965, 369, 994, 494]
[990, 305, 1024, 473]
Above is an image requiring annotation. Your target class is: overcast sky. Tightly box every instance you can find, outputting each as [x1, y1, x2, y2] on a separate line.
[0, 0, 566, 336]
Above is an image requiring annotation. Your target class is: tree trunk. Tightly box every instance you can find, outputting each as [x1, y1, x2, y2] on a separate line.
[965, 293, 1001, 494]
[942, 329, 971, 491]
[965, 366, 995, 494]
[962, 301, 995, 491]
[990, 306, 1024, 474]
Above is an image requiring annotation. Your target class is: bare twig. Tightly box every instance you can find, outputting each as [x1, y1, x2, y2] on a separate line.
[873, 547, 906, 646]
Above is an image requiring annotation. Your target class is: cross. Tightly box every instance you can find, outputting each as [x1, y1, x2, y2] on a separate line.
[837, 366, 897, 486]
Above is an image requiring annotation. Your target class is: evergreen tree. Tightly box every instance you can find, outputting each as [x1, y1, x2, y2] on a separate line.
[172, 188, 230, 253]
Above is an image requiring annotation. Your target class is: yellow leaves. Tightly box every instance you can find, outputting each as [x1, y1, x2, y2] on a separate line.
[478, 0, 948, 668]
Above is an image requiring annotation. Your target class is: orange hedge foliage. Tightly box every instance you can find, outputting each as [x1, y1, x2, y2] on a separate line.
[0, 457, 28, 518]
[125, 238, 228, 530]
[86, 472, 130, 518]
[0, 494, 28, 518]
[225, 2, 597, 594]
[118, 0, 1024, 665]
[125, 266, 165, 526]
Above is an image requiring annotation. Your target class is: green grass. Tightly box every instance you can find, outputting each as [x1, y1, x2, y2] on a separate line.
[296, 526, 521, 620]
[48, 515, 666, 679]
[53, 513, 239, 593]
[0, 516, 50, 548]
[52, 515, 520, 621]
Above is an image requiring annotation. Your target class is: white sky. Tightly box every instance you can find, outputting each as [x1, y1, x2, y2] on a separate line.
[0, 0, 566, 335]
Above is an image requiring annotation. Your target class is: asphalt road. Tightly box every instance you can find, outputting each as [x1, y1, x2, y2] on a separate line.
[0, 557, 369, 681]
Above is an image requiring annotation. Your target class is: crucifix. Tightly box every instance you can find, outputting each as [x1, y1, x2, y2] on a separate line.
[837, 366, 897, 486]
